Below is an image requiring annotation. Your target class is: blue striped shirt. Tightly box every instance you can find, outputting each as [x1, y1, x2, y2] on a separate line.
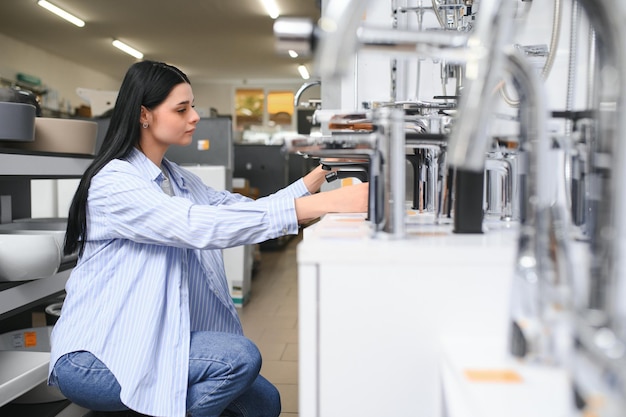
[48, 148, 307, 416]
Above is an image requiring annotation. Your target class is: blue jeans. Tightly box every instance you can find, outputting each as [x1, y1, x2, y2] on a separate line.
[52, 331, 281, 417]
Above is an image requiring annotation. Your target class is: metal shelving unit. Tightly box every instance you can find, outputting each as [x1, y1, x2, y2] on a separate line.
[0, 269, 71, 319]
[0, 149, 92, 178]
[0, 149, 90, 410]
[0, 351, 51, 407]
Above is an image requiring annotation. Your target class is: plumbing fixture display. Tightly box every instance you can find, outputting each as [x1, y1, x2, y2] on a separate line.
[284, 107, 405, 237]
[277, 0, 626, 414]
[569, 0, 626, 415]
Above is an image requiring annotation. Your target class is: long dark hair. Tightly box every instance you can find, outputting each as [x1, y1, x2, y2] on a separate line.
[64, 60, 190, 257]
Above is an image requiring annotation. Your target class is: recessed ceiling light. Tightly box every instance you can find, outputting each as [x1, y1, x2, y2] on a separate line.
[112, 40, 144, 59]
[37, 0, 85, 27]
[260, 0, 280, 19]
[297, 64, 310, 80]
[288, 50, 299, 58]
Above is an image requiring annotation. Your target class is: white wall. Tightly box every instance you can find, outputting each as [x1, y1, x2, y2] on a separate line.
[0, 32, 306, 119]
[0, 33, 120, 111]
[187, 82, 233, 117]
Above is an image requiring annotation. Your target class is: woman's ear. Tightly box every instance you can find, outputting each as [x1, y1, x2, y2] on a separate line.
[140, 105, 150, 126]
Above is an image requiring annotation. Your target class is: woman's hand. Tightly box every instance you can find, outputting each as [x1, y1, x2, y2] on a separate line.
[295, 182, 369, 222]
[302, 164, 329, 194]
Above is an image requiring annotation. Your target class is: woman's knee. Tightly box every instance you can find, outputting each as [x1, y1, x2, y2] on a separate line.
[233, 337, 262, 374]
[189, 332, 262, 384]
[223, 337, 262, 388]
[53, 352, 125, 411]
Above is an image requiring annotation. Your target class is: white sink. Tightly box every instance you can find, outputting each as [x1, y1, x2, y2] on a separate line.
[0, 219, 77, 264]
[0, 232, 61, 282]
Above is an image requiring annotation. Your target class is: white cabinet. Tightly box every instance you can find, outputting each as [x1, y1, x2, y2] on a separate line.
[297, 214, 519, 417]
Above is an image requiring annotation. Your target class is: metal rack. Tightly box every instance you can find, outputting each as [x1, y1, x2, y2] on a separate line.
[0, 150, 92, 178]
[0, 149, 90, 408]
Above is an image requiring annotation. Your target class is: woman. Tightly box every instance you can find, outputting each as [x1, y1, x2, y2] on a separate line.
[48, 61, 368, 417]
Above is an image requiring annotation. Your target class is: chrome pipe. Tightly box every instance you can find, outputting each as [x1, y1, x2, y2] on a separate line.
[569, 0, 626, 413]
[315, 1, 470, 81]
[484, 157, 514, 220]
[315, 0, 369, 81]
[565, 0, 579, 136]
[505, 45, 574, 365]
[373, 107, 406, 238]
[273, 17, 316, 58]
[576, 0, 626, 341]
[357, 27, 470, 62]
[445, 0, 516, 172]
[586, 27, 597, 109]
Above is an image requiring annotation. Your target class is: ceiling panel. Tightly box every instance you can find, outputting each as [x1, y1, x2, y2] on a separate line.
[0, 0, 321, 83]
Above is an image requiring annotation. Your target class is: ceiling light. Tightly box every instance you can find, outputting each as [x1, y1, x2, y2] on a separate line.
[37, 0, 85, 27]
[260, 0, 280, 19]
[297, 64, 310, 80]
[288, 50, 299, 58]
[112, 40, 144, 59]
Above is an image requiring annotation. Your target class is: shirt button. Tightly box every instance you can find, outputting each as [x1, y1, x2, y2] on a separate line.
[282, 227, 288, 234]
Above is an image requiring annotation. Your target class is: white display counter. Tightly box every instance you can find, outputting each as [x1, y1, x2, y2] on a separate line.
[297, 213, 520, 417]
[440, 336, 573, 417]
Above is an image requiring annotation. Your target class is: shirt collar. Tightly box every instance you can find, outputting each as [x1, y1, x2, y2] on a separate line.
[161, 158, 188, 191]
[126, 148, 188, 191]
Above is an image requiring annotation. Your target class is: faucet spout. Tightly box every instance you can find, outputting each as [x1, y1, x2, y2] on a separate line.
[294, 80, 321, 107]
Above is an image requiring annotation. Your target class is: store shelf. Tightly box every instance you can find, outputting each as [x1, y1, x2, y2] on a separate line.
[0, 150, 92, 177]
[0, 269, 71, 318]
[0, 149, 85, 412]
[0, 350, 50, 407]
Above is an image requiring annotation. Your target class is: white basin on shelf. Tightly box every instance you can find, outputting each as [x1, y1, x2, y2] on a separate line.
[0, 219, 77, 264]
[0, 233, 61, 282]
[1, 229, 64, 250]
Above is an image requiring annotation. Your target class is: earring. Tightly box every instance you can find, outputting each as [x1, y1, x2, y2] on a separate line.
[142, 122, 149, 128]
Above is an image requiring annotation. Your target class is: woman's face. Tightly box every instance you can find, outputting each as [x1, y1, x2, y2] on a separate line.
[142, 83, 200, 149]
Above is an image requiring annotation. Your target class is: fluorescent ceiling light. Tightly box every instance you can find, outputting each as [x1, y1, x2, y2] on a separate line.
[260, 0, 280, 19]
[37, 0, 85, 27]
[297, 64, 310, 80]
[288, 50, 299, 58]
[112, 40, 144, 59]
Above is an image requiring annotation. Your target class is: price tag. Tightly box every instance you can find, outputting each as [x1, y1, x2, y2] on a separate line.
[24, 331, 38, 348]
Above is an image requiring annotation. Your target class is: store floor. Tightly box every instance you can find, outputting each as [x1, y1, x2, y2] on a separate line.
[238, 233, 302, 417]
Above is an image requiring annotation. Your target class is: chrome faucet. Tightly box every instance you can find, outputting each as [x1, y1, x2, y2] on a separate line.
[312, 0, 576, 366]
[503, 47, 574, 367]
[294, 80, 321, 108]
[568, 0, 626, 413]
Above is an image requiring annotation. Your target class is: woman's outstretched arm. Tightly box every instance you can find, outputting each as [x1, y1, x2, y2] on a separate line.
[295, 182, 368, 223]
